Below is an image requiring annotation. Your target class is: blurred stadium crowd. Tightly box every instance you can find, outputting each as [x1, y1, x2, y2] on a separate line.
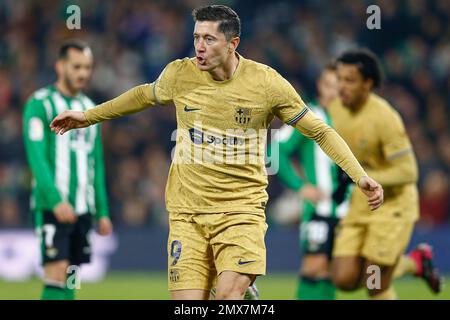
[0, 0, 448, 229]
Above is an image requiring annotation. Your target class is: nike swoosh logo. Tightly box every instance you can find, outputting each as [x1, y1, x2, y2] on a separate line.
[238, 259, 256, 265]
[184, 105, 201, 112]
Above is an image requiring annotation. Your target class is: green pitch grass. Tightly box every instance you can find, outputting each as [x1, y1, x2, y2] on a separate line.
[1, 272, 448, 300]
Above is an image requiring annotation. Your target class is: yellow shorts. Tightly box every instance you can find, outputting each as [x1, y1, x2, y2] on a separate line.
[167, 212, 268, 291]
[332, 218, 415, 266]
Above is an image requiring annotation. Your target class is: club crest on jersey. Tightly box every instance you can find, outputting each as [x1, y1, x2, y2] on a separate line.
[169, 268, 180, 283]
[235, 107, 251, 125]
[46, 248, 58, 258]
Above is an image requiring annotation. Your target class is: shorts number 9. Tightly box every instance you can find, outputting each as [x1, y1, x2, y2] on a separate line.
[170, 240, 182, 266]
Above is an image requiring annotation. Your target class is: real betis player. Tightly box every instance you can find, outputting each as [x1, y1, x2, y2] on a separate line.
[269, 63, 352, 299]
[23, 40, 112, 300]
[49, 6, 384, 300]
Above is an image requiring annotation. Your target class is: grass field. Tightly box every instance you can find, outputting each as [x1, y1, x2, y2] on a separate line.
[1, 272, 448, 300]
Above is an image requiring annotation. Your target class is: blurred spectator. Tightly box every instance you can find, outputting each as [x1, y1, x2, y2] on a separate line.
[420, 170, 450, 228]
[0, 0, 449, 228]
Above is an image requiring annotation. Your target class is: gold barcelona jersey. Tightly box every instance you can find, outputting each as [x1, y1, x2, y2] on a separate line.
[85, 54, 367, 215]
[157, 55, 310, 214]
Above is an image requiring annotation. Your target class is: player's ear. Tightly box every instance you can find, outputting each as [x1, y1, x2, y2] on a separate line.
[229, 37, 240, 53]
[364, 78, 374, 91]
[55, 59, 63, 75]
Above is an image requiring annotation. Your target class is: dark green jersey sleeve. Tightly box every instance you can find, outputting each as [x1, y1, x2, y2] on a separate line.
[269, 126, 306, 191]
[23, 98, 62, 210]
[93, 125, 109, 219]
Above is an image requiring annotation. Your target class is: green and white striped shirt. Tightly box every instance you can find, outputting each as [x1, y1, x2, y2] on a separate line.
[269, 103, 350, 220]
[23, 85, 109, 220]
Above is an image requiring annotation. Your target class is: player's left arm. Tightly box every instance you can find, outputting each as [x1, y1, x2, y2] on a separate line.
[365, 110, 418, 186]
[291, 110, 366, 183]
[290, 110, 383, 210]
[93, 125, 113, 235]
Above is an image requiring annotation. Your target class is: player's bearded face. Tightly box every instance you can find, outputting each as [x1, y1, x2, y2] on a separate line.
[60, 48, 93, 91]
[337, 64, 371, 108]
[193, 21, 231, 72]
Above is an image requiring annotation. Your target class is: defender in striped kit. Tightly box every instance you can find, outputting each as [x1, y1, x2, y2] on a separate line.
[269, 64, 352, 299]
[22, 40, 112, 300]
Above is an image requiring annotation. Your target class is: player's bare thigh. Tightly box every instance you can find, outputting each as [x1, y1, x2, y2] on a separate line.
[215, 271, 255, 300]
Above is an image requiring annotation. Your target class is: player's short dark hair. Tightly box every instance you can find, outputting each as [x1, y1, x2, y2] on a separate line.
[192, 5, 241, 40]
[58, 39, 90, 60]
[336, 48, 383, 88]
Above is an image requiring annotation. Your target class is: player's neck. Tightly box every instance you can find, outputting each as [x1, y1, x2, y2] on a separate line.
[349, 92, 370, 113]
[55, 80, 79, 98]
[209, 53, 239, 81]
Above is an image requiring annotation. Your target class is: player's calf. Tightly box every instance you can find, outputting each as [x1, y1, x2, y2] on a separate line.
[298, 254, 335, 299]
[41, 260, 70, 300]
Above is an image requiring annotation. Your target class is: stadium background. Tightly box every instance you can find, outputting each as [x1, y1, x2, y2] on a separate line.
[0, 0, 449, 299]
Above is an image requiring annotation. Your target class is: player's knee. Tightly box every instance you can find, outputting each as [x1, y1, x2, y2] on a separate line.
[331, 270, 359, 291]
[44, 260, 70, 283]
[331, 257, 363, 291]
[301, 255, 331, 278]
[332, 275, 358, 291]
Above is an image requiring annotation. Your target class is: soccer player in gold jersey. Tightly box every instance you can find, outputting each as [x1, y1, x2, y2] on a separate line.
[330, 49, 441, 299]
[49, 5, 384, 300]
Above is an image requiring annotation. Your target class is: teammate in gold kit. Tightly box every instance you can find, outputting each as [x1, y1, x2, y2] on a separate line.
[50, 6, 384, 300]
[330, 49, 441, 299]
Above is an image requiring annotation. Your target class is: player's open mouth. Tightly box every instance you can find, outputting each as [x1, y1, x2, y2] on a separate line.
[197, 56, 206, 65]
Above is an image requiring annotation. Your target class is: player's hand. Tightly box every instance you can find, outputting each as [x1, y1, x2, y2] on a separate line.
[299, 184, 327, 204]
[53, 202, 77, 224]
[50, 110, 89, 135]
[97, 217, 113, 236]
[357, 176, 384, 211]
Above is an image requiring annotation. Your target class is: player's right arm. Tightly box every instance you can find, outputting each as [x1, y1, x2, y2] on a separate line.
[23, 99, 76, 223]
[50, 61, 178, 135]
